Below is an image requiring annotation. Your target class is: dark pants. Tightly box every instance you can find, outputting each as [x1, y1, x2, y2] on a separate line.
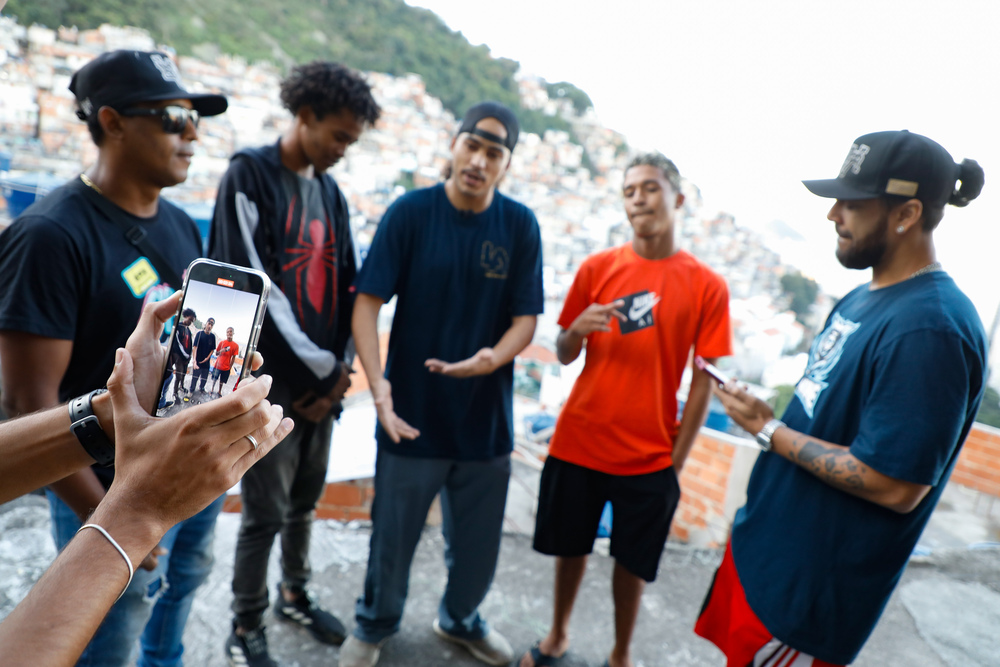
[192, 363, 212, 391]
[231, 380, 334, 628]
[170, 353, 188, 394]
[353, 449, 511, 643]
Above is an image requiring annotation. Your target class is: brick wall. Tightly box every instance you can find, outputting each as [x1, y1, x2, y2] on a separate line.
[673, 429, 759, 548]
[951, 423, 1000, 498]
[224, 478, 375, 522]
[673, 432, 736, 544]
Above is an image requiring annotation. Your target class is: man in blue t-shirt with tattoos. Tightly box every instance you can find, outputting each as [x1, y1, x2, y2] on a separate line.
[697, 130, 987, 667]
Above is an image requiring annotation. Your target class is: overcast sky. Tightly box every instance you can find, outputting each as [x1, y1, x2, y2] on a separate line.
[409, 0, 1000, 331]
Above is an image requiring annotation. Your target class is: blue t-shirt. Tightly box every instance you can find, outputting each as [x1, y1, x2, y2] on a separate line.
[354, 184, 544, 460]
[730, 272, 987, 664]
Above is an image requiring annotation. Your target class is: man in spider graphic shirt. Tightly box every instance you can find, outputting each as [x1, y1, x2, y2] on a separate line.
[208, 61, 381, 667]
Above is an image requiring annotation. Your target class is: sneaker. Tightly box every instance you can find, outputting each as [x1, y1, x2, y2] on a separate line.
[225, 623, 279, 667]
[338, 635, 383, 667]
[272, 585, 347, 645]
[431, 618, 514, 666]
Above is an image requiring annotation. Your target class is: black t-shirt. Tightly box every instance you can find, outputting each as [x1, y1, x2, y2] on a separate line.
[193, 330, 217, 363]
[0, 178, 202, 482]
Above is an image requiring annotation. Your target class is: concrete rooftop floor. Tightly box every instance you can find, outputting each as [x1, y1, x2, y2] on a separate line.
[2, 460, 999, 666]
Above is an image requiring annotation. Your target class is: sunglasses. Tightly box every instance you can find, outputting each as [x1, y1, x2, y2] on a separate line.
[118, 105, 201, 133]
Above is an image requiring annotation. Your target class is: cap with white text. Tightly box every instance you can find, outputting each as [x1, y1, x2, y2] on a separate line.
[69, 50, 228, 120]
[802, 130, 960, 207]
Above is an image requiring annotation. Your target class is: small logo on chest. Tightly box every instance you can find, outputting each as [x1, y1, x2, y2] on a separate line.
[481, 241, 509, 279]
[617, 290, 661, 334]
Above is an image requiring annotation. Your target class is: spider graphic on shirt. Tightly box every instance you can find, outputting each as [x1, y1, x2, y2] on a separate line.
[282, 202, 337, 325]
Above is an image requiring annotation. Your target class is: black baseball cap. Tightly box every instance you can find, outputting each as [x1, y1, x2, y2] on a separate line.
[69, 50, 228, 120]
[802, 130, 961, 207]
[457, 101, 520, 153]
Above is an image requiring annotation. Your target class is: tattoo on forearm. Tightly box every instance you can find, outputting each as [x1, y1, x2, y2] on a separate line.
[792, 437, 868, 491]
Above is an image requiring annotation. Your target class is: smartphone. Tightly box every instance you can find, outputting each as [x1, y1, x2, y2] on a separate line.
[153, 259, 270, 417]
[694, 355, 732, 386]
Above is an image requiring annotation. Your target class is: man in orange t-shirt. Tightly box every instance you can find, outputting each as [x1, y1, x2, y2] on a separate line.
[520, 153, 731, 667]
[212, 327, 240, 395]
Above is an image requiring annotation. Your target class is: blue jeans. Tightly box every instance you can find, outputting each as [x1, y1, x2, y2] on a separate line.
[47, 490, 225, 667]
[353, 449, 511, 643]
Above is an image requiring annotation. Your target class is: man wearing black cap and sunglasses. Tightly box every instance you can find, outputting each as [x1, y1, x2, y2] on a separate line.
[341, 101, 543, 667]
[0, 50, 227, 667]
[696, 131, 987, 667]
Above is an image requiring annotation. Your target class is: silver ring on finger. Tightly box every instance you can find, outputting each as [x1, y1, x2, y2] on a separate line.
[244, 433, 259, 451]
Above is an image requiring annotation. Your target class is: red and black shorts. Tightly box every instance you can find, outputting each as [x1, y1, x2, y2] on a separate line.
[532, 455, 680, 583]
[695, 542, 844, 667]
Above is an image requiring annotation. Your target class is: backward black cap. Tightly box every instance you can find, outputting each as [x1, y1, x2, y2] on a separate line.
[457, 101, 519, 152]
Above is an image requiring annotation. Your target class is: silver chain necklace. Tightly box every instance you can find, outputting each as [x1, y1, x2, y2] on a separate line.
[907, 261, 943, 280]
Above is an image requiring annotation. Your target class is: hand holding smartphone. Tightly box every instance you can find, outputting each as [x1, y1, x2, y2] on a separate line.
[154, 259, 270, 417]
[694, 355, 732, 386]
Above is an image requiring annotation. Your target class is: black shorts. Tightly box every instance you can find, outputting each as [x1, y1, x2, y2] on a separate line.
[532, 455, 680, 582]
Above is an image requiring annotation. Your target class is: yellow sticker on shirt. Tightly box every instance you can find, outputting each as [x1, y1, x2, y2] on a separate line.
[121, 257, 160, 298]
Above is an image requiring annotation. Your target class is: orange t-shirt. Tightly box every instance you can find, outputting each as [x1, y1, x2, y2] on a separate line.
[215, 340, 240, 372]
[548, 245, 732, 475]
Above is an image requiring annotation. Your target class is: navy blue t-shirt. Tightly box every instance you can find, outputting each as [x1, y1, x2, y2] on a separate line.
[354, 184, 543, 460]
[730, 271, 987, 664]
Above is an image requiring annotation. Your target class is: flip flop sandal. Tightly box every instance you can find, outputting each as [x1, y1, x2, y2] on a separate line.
[526, 641, 564, 666]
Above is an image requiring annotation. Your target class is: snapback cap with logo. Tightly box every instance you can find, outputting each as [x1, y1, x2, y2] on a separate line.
[69, 50, 228, 120]
[802, 130, 960, 208]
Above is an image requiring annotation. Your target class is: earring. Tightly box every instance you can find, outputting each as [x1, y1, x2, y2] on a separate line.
[896, 225, 905, 234]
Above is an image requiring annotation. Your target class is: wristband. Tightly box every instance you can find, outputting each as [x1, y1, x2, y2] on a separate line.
[78, 523, 134, 601]
[68, 388, 115, 466]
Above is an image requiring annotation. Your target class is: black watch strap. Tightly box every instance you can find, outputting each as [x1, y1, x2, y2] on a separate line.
[68, 388, 115, 466]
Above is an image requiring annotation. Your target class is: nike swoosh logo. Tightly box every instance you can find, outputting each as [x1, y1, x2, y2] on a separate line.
[628, 296, 660, 321]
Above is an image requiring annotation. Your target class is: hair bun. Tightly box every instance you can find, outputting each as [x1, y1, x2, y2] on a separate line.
[949, 158, 985, 207]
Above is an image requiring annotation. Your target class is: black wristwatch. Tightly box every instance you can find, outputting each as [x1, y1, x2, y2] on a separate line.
[68, 388, 115, 466]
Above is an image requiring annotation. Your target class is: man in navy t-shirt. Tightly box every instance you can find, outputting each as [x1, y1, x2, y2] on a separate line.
[696, 131, 988, 666]
[340, 102, 543, 667]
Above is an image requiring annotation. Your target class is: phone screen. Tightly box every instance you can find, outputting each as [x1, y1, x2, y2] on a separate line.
[154, 261, 268, 418]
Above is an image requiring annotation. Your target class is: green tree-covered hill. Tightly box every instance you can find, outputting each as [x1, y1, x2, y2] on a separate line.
[7, 0, 592, 137]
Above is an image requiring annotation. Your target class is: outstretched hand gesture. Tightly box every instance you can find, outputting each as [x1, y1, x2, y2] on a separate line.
[371, 379, 420, 444]
[424, 348, 497, 378]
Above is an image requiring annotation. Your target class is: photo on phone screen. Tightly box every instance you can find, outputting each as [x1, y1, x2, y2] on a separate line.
[155, 259, 270, 418]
